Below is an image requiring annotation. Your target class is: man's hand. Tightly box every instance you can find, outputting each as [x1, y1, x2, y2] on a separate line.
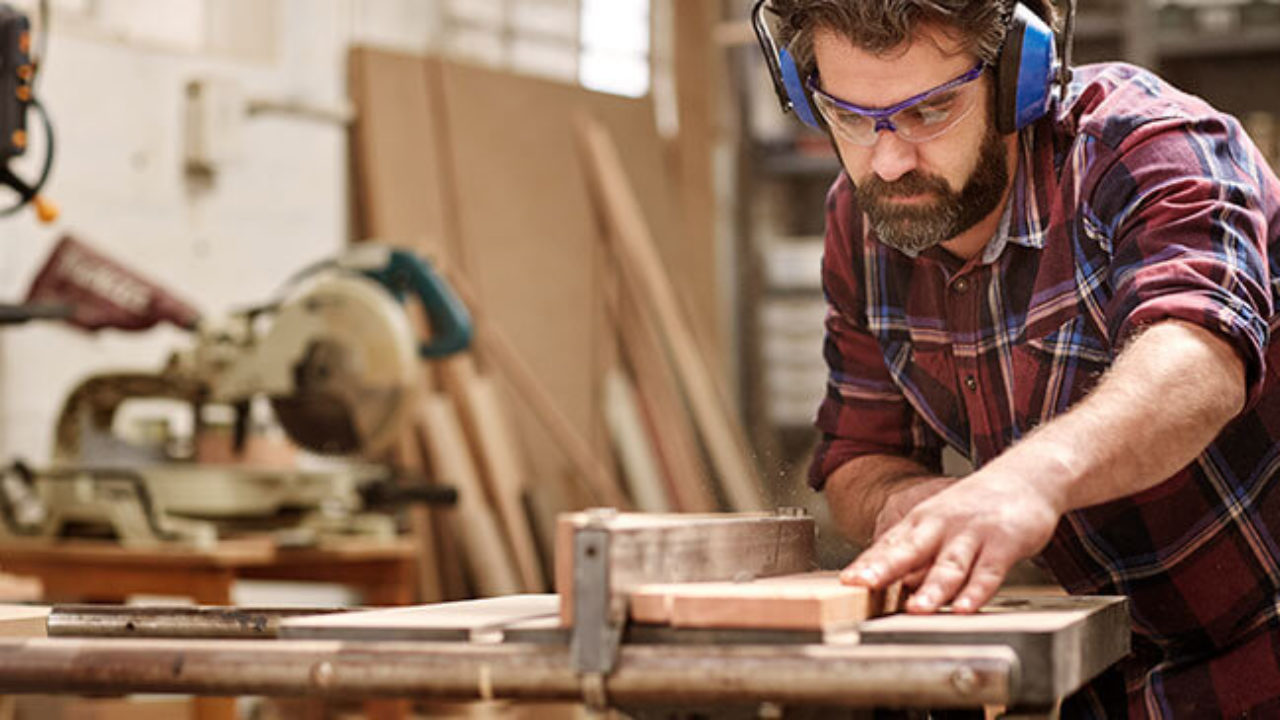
[841, 467, 1065, 614]
[871, 475, 957, 540]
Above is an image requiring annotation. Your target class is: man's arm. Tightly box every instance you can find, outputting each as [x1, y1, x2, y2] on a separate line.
[841, 319, 1246, 613]
[824, 455, 954, 544]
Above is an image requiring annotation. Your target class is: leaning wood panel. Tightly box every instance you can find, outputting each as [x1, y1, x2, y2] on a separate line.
[577, 116, 766, 512]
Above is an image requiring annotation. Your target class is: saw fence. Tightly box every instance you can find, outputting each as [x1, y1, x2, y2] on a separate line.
[348, 48, 770, 601]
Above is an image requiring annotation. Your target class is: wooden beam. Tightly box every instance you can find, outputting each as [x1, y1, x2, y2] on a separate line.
[577, 116, 766, 512]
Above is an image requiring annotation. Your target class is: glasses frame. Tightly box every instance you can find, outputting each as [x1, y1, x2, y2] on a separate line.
[806, 60, 987, 145]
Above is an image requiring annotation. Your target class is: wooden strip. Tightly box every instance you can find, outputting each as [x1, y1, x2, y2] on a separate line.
[390, 427, 444, 603]
[455, 372, 546, 592]
[577, 116, 766, 512]
[603, 369, 670, 513]
[280, 595, 558, 641]
[630, 571, 899, 631]
[614, 271, 717, 512]
[672, 0, 726, 367]
[418, 395, 522, 597]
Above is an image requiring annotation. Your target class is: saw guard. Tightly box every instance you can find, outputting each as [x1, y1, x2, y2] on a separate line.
[216, 273, 419, 458]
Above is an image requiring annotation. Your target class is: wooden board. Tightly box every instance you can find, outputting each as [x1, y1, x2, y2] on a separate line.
[418, 395, 522, 597]
[455, 372, 546, 592]
[0, 605, 48, 638]
[347, 48, 456, 258]
[577, 116, 766, 512]
[630, 571, 899, 631]
[436, 60, 676, 500]
[279, 594, 558, 642]
[603, 369, 670, 513]
[555, 512, 816, 625]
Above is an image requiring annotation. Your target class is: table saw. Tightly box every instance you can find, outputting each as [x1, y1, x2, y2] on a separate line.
[0, 511, 1128, 719]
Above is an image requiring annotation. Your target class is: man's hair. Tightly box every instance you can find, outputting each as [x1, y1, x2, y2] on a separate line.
[770, 0, 1058, 80]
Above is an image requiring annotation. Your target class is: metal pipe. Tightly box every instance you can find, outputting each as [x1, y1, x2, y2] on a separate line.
[47, 606, 347, 639]
[0, 638, 1017, 708]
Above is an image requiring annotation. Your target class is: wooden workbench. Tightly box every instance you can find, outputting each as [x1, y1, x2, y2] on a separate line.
[0, 537, 419, 720]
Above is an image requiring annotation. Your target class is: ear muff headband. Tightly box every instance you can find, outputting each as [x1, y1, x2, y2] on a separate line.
[778, 45, 820, 128]
[995, 3, 1057, 134]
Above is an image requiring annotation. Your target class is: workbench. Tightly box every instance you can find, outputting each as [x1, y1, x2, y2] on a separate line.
[0, 514, 1132, 719]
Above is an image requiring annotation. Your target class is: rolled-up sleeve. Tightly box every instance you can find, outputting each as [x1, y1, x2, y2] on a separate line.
[1090, 114, 1274, 408]
[809, 176, 937, 489]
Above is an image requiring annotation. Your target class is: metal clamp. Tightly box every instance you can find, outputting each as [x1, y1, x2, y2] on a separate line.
[569, 508, 625, 710]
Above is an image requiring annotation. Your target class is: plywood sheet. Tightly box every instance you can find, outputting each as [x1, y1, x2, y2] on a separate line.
[436, 60, 675, 495]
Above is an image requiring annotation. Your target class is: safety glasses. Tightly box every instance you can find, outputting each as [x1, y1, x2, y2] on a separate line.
[807, 60, 986, 146]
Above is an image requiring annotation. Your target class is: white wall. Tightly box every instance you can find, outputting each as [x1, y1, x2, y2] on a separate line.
[0, 0, 443, 462]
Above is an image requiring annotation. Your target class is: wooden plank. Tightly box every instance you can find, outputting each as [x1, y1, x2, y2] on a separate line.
[603, 369, 670, 513]
[455, 371, 546, 592]
[672, 0, 726, 368]
[0, 606, 48, 638]
[390, 426, 444, 603]
[556, 512, 816, 625]
[279, 594, 558, 642]
[577, 116, 766, 512]
[417, 395, 522, 597]
[612, 270, 717, 512]
[347, 48, 454, 257]
[629, 571, 899, 631]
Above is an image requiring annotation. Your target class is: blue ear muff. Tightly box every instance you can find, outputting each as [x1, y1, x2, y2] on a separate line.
[778, 45, 820, 128]
[995, 3, 1056, 134]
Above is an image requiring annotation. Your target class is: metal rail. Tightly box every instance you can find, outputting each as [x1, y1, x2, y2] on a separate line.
[0, 637, 1017, 708]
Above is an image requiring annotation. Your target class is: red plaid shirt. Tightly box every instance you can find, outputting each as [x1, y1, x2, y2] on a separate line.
[812, 63, 1280, 718]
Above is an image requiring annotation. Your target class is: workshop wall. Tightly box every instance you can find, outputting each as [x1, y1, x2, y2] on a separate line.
[0, 0, 442, 462]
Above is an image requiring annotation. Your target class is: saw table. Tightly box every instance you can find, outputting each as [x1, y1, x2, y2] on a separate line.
[0, 512, 1129, 718]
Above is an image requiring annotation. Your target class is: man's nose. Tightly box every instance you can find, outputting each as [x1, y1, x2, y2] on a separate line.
[869, 130, 918, 183]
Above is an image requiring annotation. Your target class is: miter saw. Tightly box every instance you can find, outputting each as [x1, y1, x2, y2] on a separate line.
[0, 244, 470, 548]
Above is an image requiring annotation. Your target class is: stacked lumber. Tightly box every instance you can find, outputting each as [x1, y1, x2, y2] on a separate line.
[347, 48, 768, 601]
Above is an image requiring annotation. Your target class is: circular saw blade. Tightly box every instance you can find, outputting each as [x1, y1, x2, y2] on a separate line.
[267, 273, 419, 458]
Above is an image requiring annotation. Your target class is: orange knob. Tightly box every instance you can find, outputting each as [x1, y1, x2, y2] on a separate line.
[16, 65, 31, 81]
[15, 86, 29, 102]
[10, 129, 25, 149]
[18, 31, 28, 55]
[32, 196, 58, 224]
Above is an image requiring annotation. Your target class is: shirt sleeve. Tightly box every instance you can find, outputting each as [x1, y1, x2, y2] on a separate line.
[809, 175, 940, 490]
[1088, 112, 1274, 409]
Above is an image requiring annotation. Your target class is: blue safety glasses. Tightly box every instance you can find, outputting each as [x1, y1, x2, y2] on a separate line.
[807, 61, 987, 146]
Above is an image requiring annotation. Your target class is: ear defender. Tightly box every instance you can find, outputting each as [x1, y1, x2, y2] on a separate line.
[752, 0, 821, 129]
[778, 44, 821, 128]
[994, 2, 1057, 135]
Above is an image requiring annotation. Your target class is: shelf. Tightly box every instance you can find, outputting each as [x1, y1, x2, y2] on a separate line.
[1157, 26, 1280, 59]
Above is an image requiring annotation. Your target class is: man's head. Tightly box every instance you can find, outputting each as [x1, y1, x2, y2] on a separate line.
[769, 1, 1056, 254]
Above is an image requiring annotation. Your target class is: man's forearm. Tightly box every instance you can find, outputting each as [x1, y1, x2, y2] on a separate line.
[989, 319, 1247, 514]
[824, 454, 939, 544]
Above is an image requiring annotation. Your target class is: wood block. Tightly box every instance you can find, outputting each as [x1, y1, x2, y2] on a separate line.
[555, 512, 816, 625]
[630, 572, 899, 631]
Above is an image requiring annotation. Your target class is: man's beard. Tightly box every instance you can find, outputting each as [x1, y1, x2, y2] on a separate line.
[854, 124, 1009, 255]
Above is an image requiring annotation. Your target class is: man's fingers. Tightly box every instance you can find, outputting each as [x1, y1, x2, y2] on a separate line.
[842, 519, 943, 588]
[906, 534, 980, 614]
[951, 549, 1016, 613]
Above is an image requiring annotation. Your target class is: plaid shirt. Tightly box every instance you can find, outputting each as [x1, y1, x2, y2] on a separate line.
[812, 63, 1280, 718]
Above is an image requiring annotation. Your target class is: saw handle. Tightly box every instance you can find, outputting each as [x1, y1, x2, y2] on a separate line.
[366, 250, 473, 358]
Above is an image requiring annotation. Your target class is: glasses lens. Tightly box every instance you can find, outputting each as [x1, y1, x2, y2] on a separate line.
[892, 82, 979, 143]
[811, 93, 877, 146]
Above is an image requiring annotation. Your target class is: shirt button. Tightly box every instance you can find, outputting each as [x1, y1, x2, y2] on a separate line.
[953, 278, 971, 294]
[964, 375, 978, 391]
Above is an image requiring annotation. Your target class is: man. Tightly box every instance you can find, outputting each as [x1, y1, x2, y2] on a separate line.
[761, 0, 1280, 716]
